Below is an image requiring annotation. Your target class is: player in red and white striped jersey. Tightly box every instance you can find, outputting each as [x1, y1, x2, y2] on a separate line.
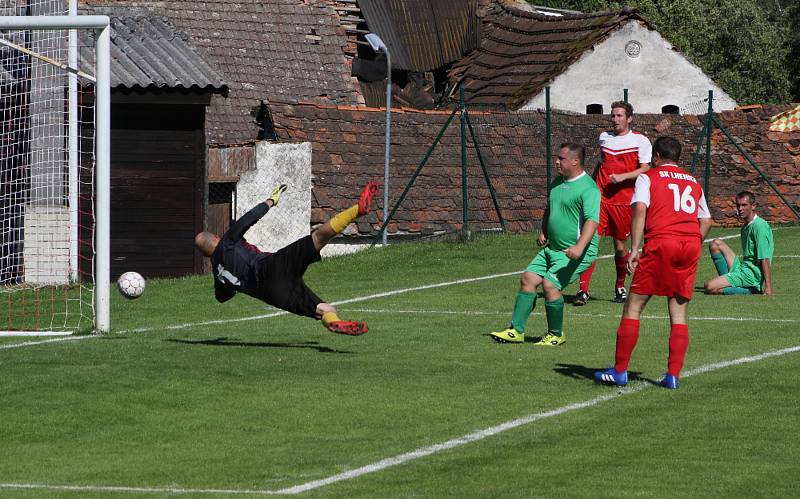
[575, 101, 652, 306]
[595, 136, 712, 389]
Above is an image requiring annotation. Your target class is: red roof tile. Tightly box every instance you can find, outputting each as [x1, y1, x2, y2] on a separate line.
[449, 2, 649, 109]
[85, 0, 364, 144]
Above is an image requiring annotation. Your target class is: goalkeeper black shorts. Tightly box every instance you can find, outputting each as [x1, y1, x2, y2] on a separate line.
[257, 235, 324, 318]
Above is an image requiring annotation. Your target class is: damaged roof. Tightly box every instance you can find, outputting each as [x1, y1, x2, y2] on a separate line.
[449, 2, 650, 109]
[357, 0, 480, 71]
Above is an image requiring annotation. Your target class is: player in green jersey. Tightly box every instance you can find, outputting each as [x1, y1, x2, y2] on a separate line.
[490, 143, 601, 346]
[704, 191, 774, 295]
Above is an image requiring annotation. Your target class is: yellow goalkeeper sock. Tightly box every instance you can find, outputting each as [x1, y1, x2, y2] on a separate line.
[329, 204, 359, 234]
[321, 311, 342, 326]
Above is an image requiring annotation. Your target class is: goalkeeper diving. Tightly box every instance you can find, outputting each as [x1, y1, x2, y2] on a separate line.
[194, 181, 379, 335]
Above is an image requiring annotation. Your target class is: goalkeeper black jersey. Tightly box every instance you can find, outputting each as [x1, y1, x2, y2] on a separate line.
[210, 202, 273, 303]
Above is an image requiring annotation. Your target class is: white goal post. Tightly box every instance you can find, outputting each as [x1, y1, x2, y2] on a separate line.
[0, 14, 110, 334]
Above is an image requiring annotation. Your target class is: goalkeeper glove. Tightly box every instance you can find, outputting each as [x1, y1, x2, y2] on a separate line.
[268, 184, 288, 206]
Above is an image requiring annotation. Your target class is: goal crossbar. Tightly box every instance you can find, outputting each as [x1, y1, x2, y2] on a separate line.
[0, 15, 111, 334]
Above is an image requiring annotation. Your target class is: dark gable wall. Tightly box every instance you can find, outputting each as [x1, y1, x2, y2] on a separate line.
[110, 101, 205, 279]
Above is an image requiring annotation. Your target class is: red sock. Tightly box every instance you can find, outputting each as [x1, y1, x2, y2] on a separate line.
[614, 318, 640, 372]
[667, 324, 689, 376]
[579, 261, 596, 293]
[614, 253, 630, 289]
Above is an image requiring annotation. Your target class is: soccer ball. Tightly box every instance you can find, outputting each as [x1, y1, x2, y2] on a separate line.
[118, 271, 146, 299]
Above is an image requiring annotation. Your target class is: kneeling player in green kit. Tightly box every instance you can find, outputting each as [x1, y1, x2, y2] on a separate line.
[490, 143, 600, 346]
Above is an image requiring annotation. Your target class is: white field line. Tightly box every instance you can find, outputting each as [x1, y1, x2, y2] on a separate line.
[340, 308, 800, 324]
[0, 483, 280, 496]
[110, 271, 521, 336]
[277, 344, 800, 494]
[0, 272, 519, 349]
[0, 228, 792, 349]
[0, 335, 95, 350]
[5, 344, 793, 496]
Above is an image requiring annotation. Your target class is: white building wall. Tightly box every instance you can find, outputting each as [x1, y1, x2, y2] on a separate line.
[520, 21, 736, 114]
[235, 142, 313, 253]
[235, 141, 371, 258]
[23, 206, 70, 285]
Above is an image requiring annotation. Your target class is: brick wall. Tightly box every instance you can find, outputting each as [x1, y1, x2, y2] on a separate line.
[272, 103, 799, 236]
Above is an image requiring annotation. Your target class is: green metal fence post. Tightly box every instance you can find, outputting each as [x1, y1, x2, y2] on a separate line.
[464, 108, 506, 231]
[704, 90, 713, 195]
[623, 88, 628, 103]
[459, 84, 470, 239]
[371, 107, 460, 246]
[545, 86, 551, 187]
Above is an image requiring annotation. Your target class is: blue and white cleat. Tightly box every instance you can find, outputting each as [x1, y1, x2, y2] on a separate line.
[659, 374, 679, 390]
[594, 367, 628, 386]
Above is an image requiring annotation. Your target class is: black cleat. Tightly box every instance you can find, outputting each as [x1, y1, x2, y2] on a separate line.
[574, 290, 590, 306]
[613, 287, 628, 303]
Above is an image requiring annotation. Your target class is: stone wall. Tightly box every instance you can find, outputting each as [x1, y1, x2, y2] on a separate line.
[270, 103, 799, 236]
[235, 142, 313, 252]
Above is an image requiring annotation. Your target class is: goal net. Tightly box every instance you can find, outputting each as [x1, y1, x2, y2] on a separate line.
[0, 2, 110, 335]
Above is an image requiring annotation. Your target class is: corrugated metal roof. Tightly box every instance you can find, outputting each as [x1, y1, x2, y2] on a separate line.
[80, 9, 227, 91]
[358, 0, 479, 72]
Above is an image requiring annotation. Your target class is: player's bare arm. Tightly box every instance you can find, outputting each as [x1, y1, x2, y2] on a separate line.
[609, 163, 651, 184]
[563, 220, 598, 260]
[627, 201, 647, 272]
[699, 217, 712, 240]
[761, 258, 773, 295]
[537, 207, 550, 246]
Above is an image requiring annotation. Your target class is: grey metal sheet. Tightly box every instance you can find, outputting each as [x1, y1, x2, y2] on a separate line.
[358, 0, 479, 71]
[78, 8, 227, 91]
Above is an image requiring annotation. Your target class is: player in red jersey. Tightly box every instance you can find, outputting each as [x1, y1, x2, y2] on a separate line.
[595, 136, 712, 389]
[575, 101, 652, 306]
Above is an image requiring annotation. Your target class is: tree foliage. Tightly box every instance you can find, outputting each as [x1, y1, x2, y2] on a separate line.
[530, 0, 797, 104]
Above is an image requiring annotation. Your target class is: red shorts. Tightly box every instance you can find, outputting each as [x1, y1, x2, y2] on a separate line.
[630, 237, 701, 300]
[598, 202, 631, 240]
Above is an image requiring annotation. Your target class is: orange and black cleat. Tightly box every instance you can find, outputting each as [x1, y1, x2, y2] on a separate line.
[358, 181, 379, 216]
[326, 320, 369, 336]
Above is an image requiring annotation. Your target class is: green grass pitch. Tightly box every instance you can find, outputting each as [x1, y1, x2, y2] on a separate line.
[1, 227, 798, 497]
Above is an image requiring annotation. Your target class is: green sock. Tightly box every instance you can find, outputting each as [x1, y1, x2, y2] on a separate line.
[511, 291, 536, 333]
[544, 297, 565, 337]
[722, 286, 754, 295]
[711, 253, 729, 276]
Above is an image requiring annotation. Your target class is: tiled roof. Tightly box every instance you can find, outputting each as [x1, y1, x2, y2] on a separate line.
[78, 8, 227, 91]
[84, 0, 364, 144]
[448, 2, 648, 109]
[272, 102, 800, 236]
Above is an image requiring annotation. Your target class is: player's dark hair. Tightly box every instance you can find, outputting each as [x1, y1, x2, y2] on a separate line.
[736, 191, 756, 204]
[653, 136, 681, 162]
[611, 101, 633, 117]
[559, 142, 585, 165]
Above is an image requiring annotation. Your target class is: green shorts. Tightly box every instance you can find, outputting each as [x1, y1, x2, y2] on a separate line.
[724, 257, 762, 290]
[526, 246, 596, 291]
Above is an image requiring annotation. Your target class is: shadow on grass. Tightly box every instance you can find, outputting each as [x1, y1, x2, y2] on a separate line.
[165, 337, 354, 354]
[564, 294, 626, 305]
[553, 363, 643, 384]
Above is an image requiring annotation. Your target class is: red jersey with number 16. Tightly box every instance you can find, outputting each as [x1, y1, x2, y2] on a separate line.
[630, 164, 711, 239]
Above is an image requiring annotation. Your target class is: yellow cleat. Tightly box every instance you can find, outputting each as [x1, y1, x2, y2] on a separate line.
[533, 332, 566, 346]
[489, 328, 524, 344]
